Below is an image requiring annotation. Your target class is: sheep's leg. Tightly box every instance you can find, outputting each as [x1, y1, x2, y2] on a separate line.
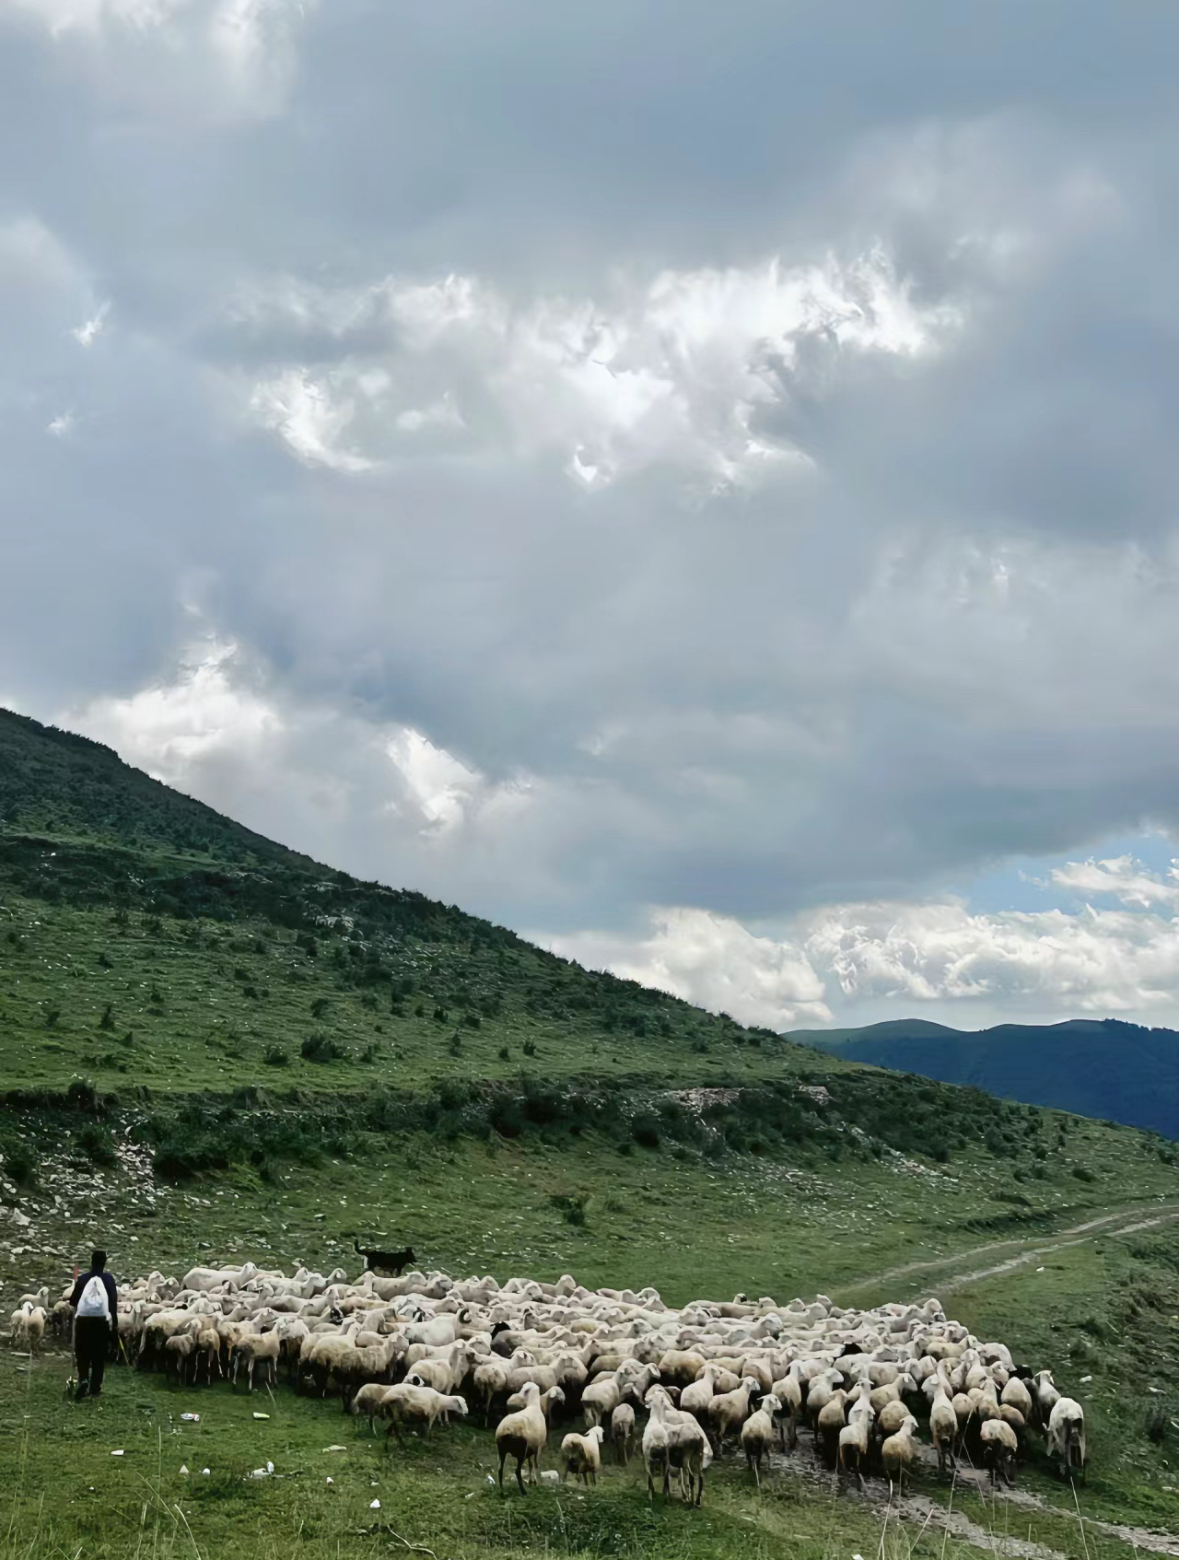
[646, 1466, 655, 1501]
[515, 1454, 527, 1496]
[750, 1452, 760, 1490]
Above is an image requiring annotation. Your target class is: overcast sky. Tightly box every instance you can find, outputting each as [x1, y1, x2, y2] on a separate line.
[4, 0, 1179, 1033]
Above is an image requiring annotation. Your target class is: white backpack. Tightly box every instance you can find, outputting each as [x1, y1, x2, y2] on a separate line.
[76, 1275, 110, 1320]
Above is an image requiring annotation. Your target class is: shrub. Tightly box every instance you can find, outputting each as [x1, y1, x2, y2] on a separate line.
[301, 1032, 345, 1064]
[74, 1122, 117, 1168]
[1071, 1165, 1096, 1182]
[550, 1192, 588, 1227]
[99, 1004, 115, 1031]
[310, 997, 331, 1019]
[498, 1045, 511, 1061]
[3, 1143, 36, 1187]
[1146, 1403, 1168, 1444]
[522, 1040, 537, 1057]
[263, 1044, 289, 1067]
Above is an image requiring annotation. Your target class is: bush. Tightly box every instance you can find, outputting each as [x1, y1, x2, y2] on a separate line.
[3, 1143, 36, 1187]
[74, 1122, 117, 1168]
[498, 1045, 511, 1061]
[550, 1192, 588, 1227]
[263, 1044, 289, 1066]
[99, 1004, 115, 1031]
[1071, 1165, 1097, 1182]
[1146, 1403, 1168, 1444]
[301, 1032, 345, 1064]
[522, 1040, 537, 1057]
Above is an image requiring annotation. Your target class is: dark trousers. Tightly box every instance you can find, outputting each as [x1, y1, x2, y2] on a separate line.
[75, 1317, 110, 1397]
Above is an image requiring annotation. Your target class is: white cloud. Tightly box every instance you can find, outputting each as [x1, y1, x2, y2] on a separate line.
[1048, 854, 1179, 910]
[549, 908, 831, 1030]
[248, 369, 376, 473]
[800, 894, 1179, 1015]
[46, 411, 73, 437]
[239, 246, 958, 487]
[72, 301, 109, 348]
[1, 0, 314, 114]
[65, 636, 283, 784]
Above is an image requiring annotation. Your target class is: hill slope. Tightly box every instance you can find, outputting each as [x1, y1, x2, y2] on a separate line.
[790, 1017, 1179, 1137]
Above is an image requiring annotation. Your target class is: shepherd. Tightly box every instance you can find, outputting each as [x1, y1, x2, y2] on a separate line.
[70, 1249, 117, 1401]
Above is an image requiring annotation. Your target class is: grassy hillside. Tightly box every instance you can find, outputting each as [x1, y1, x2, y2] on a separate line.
[2, 707, 1179, 1560]
[791, 1018, 1179, 1137]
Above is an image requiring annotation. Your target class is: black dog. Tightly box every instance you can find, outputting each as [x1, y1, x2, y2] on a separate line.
[353, 1239, 416, 1276]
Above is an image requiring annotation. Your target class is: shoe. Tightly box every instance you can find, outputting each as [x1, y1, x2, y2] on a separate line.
[74, 1386, 89, 1402]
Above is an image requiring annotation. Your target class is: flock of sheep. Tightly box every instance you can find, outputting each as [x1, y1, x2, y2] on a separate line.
[10, 1261, 1087, 1501]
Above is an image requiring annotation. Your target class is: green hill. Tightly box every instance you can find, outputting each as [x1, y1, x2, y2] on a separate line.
[2, 707, 1179, 1560]
[790, 1017, 1179, 1137]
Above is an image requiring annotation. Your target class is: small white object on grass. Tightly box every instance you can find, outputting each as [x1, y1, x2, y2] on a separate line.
[370, 1499, 381, 1510]
[326, 1478, 334, 1485]
[179, 1466, 189, 1476]
[201, 1469, 211, 1477]
[253, 1412, 270, 1420]
[111, 1450, 124, 1457]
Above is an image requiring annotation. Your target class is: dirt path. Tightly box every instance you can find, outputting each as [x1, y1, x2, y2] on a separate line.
[835, 1201, 1179, 1302]
[782, 1443, 1179, 1559]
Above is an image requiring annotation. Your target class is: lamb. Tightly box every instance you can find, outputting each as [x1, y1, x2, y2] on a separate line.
[610, 1402, 636, 1465]
[980, 1418, 1019, 1487]
[496, 1381, 548, 1493]
[880, 1414, 920, 1492]
[560, 1425, 605, 1485]
[740, 1393, 782, 1487]
[1046, 1397, 1086, 1481]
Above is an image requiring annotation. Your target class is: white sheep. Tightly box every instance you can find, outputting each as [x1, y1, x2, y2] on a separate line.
[1046, 1397, 1086, 1481]
[496, 1381, 548, 1493]
[740, 1393, 782, 1486]
[980, 1418, 1019, 1487]
[560, 1425, 605, 1485]
[610, 1402, 636, 1465]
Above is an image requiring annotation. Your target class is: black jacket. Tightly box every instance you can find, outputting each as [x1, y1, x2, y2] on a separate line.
[70, 1269, 118, 1317]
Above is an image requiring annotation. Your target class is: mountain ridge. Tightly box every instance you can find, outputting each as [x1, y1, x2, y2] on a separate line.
[789, 1017, 1179, 1137]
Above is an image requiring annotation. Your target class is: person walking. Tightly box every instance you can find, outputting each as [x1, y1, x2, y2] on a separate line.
[70, 1249, 117, 1401]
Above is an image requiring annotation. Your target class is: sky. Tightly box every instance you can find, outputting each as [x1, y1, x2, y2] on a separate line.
[3, 0, 1179, 1034]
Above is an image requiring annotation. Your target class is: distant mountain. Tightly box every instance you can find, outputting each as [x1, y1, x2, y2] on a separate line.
[787, 1018, 1179, 1138]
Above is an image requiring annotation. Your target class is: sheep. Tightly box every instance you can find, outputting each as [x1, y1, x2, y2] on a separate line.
[496, 1381, 548, 1493]
[642, 1385, 712, 1505]
[560, 1425, 605, 1485]
[505, 1383, 565, 1423]
[881, 1414, 920, 1493]
[838, 1398, 875, 1487]
[231, 1331, 280, 1393]
[164, 1332, 197, 1385]
[771, 1363, 804, 1449]
[980, 1418, 1019, 1487]
[1046, 1398, 1086, 1481]
[816, 1390, 849, 1469]
[380, 1384, 468, 1443]
[929, 1365, 958, 1475]
[9, 1304, 46, 1352]
[740, 1393, 782, 1487]
[1031, 1369, 1061, 1429]
[351, 1382, 394, 1435]
[610, 1402, 636, 1465]
[708, 1375, 761, 1452]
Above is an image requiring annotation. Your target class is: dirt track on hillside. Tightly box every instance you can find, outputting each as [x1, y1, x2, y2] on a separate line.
[835, 1201, 1179, 1302]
